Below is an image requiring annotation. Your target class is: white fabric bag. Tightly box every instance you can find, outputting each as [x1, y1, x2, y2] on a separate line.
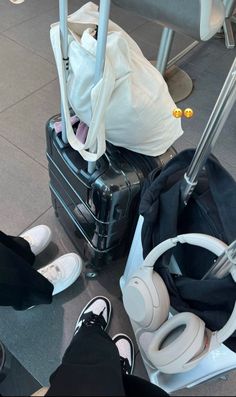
[50, 2, 183, 162]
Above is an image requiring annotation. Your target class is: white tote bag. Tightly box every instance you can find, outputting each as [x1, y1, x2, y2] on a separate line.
[50, 2, 183, 162]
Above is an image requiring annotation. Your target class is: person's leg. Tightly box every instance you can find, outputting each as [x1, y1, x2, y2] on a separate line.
[46, 297, 125, 397]
[0, 231, 35, 265]
[0, 225, 51, 265]
[0, 226, 54, 309]
[0, 240, 53, 310]
[122, 375, 169, 396]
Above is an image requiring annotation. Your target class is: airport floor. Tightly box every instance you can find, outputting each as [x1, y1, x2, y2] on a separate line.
[0, 0, 235, 395]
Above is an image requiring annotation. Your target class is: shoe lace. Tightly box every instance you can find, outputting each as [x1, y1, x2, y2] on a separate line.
[39, 265, 62, 282]
[83, 312, 106, 329]
[120, 357, 131, 375]
[74, 311, 106, 336]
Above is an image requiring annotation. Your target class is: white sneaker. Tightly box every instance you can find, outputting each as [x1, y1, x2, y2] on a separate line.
[38, 253, 83, 295]
[10, 0, 25, 4]
[112, 334, 134, 375]
[74, 296, 112, 335]
[20, 225, 52, 256]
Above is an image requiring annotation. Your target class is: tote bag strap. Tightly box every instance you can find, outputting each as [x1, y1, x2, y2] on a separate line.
[50, 24, 116, 162]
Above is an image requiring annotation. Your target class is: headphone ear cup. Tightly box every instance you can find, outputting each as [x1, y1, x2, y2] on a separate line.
[147, 312, 206, 374]
[122, 268, 170, 331]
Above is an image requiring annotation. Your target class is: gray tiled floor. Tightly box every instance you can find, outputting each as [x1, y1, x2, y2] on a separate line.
[0, 136, 51, 236]
[0, 35, 56, 113]
[0, 79, 60, 168]
[0, 0, 235, 395]
[0, 348, 41, 396]
[0, 0, 58, 33]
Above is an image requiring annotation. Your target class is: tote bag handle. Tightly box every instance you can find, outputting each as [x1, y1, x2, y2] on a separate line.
[50, 0, 115, 162]
[51, 23, 116, 162]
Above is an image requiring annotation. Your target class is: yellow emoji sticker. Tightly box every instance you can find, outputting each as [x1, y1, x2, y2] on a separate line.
[184, 108, 194, 118]
[173, 108, 183, 118]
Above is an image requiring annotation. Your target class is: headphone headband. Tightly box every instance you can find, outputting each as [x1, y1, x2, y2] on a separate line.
[143, 233, 227, 268]
[142, 233, 236, 345]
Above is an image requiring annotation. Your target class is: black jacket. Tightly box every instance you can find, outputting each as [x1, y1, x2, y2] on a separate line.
[140, 149, 236, 351]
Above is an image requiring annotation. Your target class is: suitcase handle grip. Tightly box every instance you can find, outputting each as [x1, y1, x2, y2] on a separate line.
[54, 133, 109, 184]
[62, 151, 80, 175]
[54, 133, 81, 175]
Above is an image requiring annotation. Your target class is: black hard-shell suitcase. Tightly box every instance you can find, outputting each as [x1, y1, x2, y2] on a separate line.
[47, 0, 177, 275]
[46, 114, 176, 275]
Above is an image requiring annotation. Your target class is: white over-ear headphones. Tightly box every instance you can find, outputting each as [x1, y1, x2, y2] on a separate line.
[123, 233, 236, 374]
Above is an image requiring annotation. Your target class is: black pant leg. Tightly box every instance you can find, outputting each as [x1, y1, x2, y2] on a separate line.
[123, 374, 169, 396]
[0, 231, 35, 265]
[0, 241, 53, 310]
[46, 324, 126, 397]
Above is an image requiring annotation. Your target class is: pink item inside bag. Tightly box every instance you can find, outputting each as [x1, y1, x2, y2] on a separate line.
[54, 115, 79, 134]
[76, 121, 89, 144]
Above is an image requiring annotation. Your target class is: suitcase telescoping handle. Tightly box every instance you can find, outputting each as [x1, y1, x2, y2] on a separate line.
[59, 0, 68, 145]
[181, 56, 236, 204]
[59, 0, 111, 174]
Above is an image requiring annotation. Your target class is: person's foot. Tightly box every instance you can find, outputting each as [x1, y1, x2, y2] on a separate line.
[10, 0, 25, 4]
[74, 296, 112, 334]
[38, 253, 83, 295]
[112, 334, 134, 375]
[20, 225, 52, 256]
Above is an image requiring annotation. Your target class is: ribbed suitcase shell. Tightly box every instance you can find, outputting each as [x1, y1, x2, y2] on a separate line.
[46, 114, 176, 274]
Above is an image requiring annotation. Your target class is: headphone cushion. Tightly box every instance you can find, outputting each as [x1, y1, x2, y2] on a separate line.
[147, 312, 206, 373]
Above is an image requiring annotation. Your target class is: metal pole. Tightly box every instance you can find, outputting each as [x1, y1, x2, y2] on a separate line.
[223, 18, 235, 49]
[94, 1, 111, 85]
[59, 0, 69, 144]
[88, 0, 111, 174]
[202, 240, 236, 280]
[182, 57, 236, 204]
[223, 0, 236, 17]
[156, 27, 175, 75]
[167, 40, 199, 70]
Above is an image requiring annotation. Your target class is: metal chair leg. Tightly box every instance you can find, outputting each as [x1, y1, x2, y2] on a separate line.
[223, 18, 235, 48]
[156, 27, 175, 75]
[155, 27, 194, 102]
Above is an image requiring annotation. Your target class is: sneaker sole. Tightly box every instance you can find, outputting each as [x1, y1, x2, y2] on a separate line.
[112, 333, 135, 375]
